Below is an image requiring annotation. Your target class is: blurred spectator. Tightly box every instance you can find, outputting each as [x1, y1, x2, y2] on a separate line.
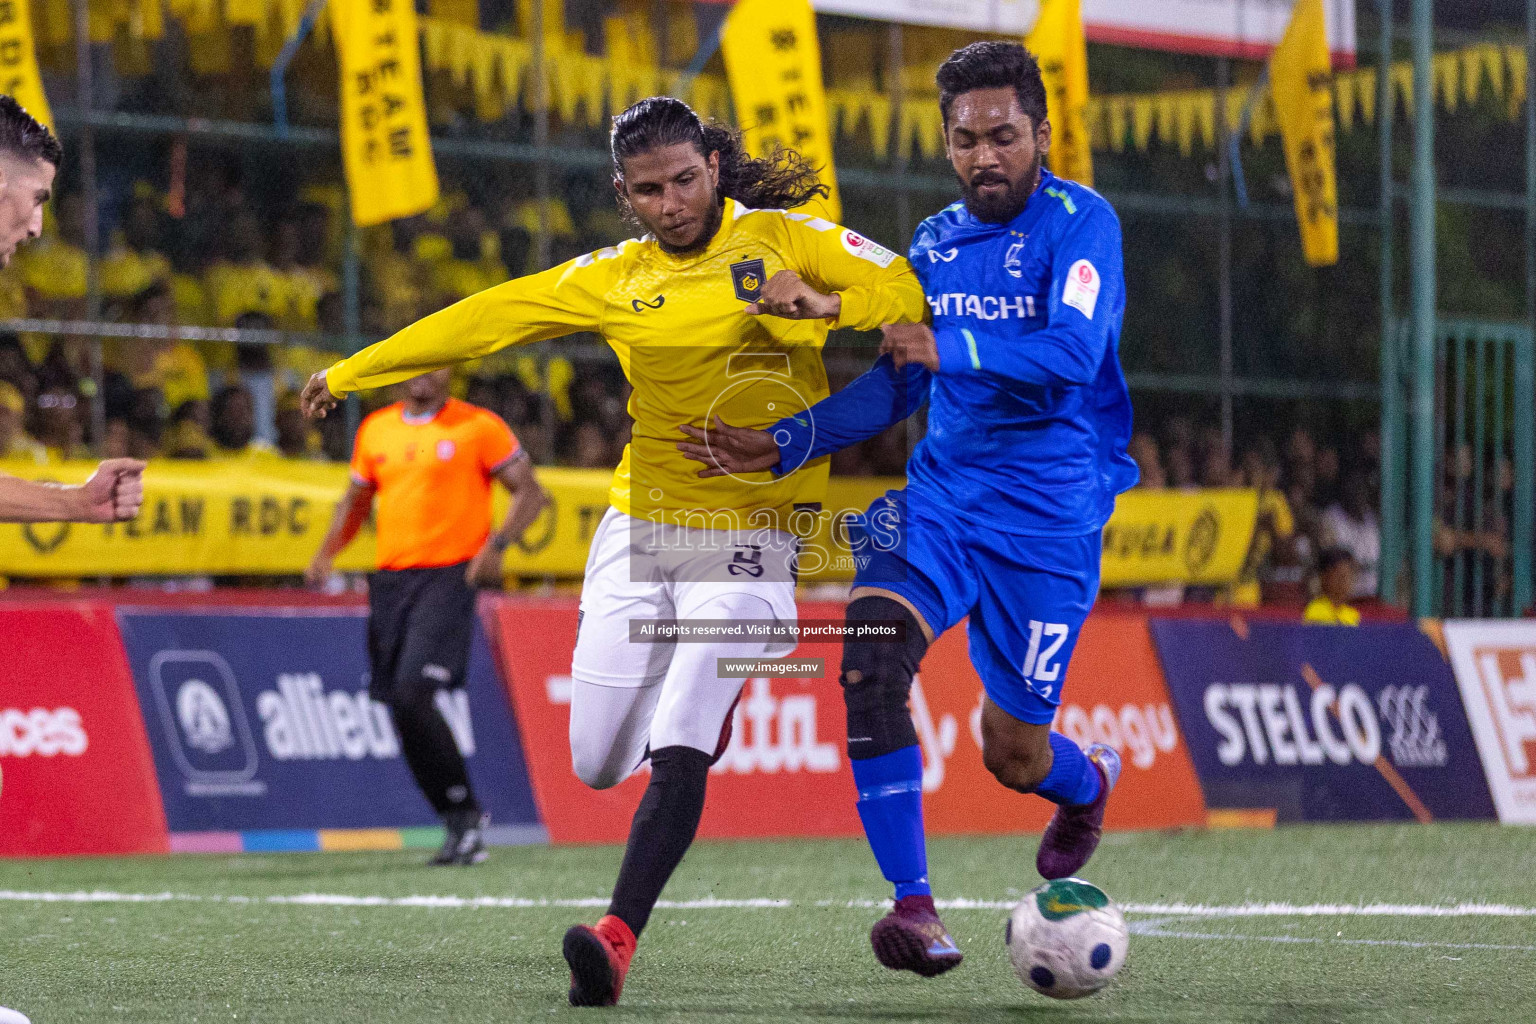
[1128, 432, 1165, 488]
[163, 399, 212, 458]
[232, 311, 278, 446]
[15, 192, 88, 320]
[1319, 470, 1381, 599]
[206, 209, 287, 327]
[275, 392, 322, 459]
[0, 380, 46, 463]
[430, 205, 504, 305]
[1304, 547, 1362, 626]
[100, 190, 172, 301]
[34, 385, 90, 461]
[210, 384, 276, 458]
[270, 216, 322, 330]
[566, 420, 615, 469]
[1314, 445, 1341, 508]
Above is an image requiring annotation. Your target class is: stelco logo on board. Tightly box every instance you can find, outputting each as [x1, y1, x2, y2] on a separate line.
[1202, 681, 1447, 770]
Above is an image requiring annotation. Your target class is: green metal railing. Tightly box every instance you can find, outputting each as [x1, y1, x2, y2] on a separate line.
[1387, 319, 1535, 617]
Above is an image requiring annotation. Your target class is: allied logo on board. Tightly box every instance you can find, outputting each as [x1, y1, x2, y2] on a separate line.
[176, 680, 234, 755]
[154, 651, 479, 795]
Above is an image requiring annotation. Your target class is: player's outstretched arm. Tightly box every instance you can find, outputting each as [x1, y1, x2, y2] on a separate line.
[0, 460, 145, 523]
[316, 255, 612, 403]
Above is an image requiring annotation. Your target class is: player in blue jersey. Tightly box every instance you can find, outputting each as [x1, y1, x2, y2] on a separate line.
[678, 41, 1138, 977]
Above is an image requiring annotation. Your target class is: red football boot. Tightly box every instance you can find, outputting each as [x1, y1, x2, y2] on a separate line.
[563, 914, 637, 1006]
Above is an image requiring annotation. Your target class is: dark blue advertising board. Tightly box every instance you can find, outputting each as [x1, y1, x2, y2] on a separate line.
[116, 608, 541, 834]
[1149, 620, 1496, 822]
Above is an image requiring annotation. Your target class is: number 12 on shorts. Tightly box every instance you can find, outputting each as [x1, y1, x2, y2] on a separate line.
[1021, 620, 1069, 697]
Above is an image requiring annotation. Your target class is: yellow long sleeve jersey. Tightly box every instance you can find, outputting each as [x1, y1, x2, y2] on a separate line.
[326, 199, 929, 529]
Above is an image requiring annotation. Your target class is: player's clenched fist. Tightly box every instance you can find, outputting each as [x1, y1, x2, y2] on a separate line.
[79, 459, 146, 523]
[301, 370, 340, 420]
[745, 270, 843, 321]
[881, 322, 941, 372]
[677, 416, 782, 478]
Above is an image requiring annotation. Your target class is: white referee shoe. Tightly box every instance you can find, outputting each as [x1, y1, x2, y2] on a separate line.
[0, 1006, 32, 1024]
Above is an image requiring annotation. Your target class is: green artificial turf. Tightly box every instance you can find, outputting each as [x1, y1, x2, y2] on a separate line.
[2, 824, 1534, 1023]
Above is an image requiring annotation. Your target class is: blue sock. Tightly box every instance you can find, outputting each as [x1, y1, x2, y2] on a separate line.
[1035, 732, 1102, 807]
[850, 746, 930, 901]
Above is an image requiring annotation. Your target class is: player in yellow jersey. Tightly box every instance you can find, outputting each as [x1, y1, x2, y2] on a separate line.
[302, 96, 928, 1005]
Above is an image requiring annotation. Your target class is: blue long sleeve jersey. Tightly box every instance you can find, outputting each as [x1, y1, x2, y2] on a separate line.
[771, 169, 1139, 536]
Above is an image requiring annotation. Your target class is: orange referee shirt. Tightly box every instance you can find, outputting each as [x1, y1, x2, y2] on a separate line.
[350, 398, 520, 570]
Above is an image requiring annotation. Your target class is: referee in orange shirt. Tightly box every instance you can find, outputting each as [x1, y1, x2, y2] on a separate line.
[307, 368, 547, 865]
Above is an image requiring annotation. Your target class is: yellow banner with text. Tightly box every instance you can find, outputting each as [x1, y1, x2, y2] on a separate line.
[0, 463, 1258, 586]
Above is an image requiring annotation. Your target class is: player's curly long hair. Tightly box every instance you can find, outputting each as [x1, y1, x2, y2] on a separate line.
[610, 97, 830, 224]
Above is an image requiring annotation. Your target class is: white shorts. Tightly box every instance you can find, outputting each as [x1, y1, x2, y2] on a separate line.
[568, 507, 799, 789]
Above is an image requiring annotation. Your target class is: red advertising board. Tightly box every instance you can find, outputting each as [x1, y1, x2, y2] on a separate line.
[487, 599, 1205, 844]
[0, 604, 169, 856]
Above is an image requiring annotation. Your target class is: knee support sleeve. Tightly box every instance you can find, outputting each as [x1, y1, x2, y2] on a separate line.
[840, 596, 929, 760]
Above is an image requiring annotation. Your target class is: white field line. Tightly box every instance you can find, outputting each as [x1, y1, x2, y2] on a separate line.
[3, 890, 1536, 919]
[1128, 921, 1536, 954]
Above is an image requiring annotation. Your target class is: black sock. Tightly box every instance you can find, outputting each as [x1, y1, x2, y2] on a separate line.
[607, 745, 712, 937]
[390, 695, 480, 818]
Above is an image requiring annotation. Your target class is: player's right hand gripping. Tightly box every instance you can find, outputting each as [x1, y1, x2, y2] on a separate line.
[744, 270, 842, 321]
[301, 370, 340, 420]
[677, 416, 782, 478]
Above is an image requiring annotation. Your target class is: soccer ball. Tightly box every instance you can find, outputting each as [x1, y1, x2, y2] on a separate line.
[1005, 878, 1128, 999]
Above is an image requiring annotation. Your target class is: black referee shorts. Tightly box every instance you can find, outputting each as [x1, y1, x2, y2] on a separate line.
[367, 561, 477, 707]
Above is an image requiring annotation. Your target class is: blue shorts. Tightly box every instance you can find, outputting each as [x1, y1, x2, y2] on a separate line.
[848, 489, 1101, 725]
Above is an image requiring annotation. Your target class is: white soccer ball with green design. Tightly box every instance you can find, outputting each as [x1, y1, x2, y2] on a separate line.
[1005, 878, 1128, 999]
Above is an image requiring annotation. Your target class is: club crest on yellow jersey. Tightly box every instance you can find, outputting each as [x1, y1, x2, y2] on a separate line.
[731, 258, 767, 302]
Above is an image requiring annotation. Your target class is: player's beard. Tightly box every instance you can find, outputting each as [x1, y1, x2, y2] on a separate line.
[655, 198, 724, 257]
[959, 152, 1043, 224]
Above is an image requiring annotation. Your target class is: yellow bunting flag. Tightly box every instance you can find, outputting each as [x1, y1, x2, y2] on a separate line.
[333, 0, 440, 227]
[1269, 0, 1338, 267]
[1026, 0, 1093, 186]
[721, 0, 840, 222]
[0, 0, 53, 130]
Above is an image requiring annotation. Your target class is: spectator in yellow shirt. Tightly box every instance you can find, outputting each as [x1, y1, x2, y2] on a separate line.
[209, 383, 277, 459]
[270, 216, 322, 330]
[15, 191, 88, 318]
[0, 380, 46, 463]
[428, 206, 505, 305]
[205, 210, 287, 326]
[1304, 547, 1363, 627]
[129, 282, 210, 412]
[33, 385, 90, 462]
[99, 193, 172, 302]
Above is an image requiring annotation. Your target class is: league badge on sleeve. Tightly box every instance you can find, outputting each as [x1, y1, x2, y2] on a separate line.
[731, 258, 767, 303]
[841, 230, 899, 268]
[1062, 260, 1101, 319]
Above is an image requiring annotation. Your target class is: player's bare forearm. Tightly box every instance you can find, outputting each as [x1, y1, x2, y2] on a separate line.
[492, 456, 549, 549]
[318, 481, 375, 560]
[0, 474, 89, 522]
[0, 460, 145, 523]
